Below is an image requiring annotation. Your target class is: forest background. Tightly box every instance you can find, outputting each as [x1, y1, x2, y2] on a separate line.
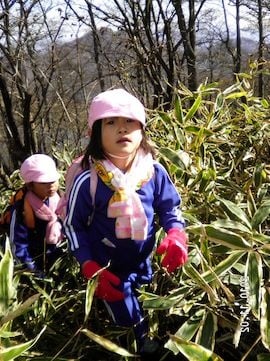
[1, 1, 270, 361]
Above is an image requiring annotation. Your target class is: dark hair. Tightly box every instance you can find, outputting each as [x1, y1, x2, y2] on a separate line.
[81, 119, 156, 169]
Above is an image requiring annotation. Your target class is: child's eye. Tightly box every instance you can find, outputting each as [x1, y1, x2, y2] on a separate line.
[105, 119, 114, 125]
[126, 118, 134, 123]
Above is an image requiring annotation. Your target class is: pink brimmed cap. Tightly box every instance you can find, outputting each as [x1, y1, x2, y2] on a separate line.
[20, 154, 60, 183]
[88, 88, 146, 129]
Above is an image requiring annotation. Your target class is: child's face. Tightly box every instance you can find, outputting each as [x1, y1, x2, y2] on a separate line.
[101, 117, 143, 158]
[29, 181, 59, 200]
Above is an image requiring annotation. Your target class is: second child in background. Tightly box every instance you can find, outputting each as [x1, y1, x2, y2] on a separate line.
[64, 88, 188, 357]
[9, 154, 64, 275]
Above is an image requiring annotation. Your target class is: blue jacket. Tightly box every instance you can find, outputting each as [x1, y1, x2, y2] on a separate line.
[9, 197, 62, 272]
[64, 162, 185, 279]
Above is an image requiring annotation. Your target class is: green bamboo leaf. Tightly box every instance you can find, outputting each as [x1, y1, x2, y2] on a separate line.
[0, 326, 45, 360]
[246, 252, 262, 319]
[183, 264, 219, 303]
[188, 170, 203, 190]
[84, 264, 112, 322]
[199, 170, 210, 193]
[261, 98, 270, 108]
[237, 73, 253, 80]
[143, 291, 185, 310]
[222, 83, 241, 95]
[176, 150, 191, 168]
[0, 241, 16, 316]
[202, 251, 245, 284]
[171, 124, 185, 149]
[204, 225, 252, 249]
[165, 310, 205, 355]
[184, 125, 213, 136]
[184, 94, 202, 121]
[0, 293, 40, 326]
[196, 311, 218, 351]
[157, 111, 173, 132]
[247, 190, 256, 219]
[165, 334, 224, 361]
[192, 248, 235, 303]
[84, 278, 97, 322]
[199, 169, 216, 193]
[159, 147, 188, 170]
[257, 353, 270, 361]
[251, 200, 270, 229]
[217, 198, 251, 230]
[81, 328, 136, 357]
[253, 163, 265, 188]
[142, 296, 181, 310]
[260, 286, 270, 351]
[141, 286, 191, 310]
[224, 91, 247, 99]
[211, 219, 251, 234]
[175, 309, 205, 341]
[174, 95, 184, 124]
[213, 93, 224, 113]
[0, 324, 20, 338]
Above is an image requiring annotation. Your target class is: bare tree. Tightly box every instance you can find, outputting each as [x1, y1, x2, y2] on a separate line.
[62, 0, 269, 105]
[64, 0, 210, 108]
[0, 0, 266, 179]
[257, 0, 264, 96]
[0, 0, 91, 178]
[228, 0, 270, 96]
[172, 0, 207, 91]
[218, 0, 242, 81]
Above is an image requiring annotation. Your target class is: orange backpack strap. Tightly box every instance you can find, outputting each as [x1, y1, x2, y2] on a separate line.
[0, 187, 35, 233]
[0, 209, 11, 225]
[10, 187, 35, 229]
[11, 188, 26, 204]
[0, 187, 28, 229]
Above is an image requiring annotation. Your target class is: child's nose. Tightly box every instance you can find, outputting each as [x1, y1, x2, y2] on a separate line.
[118, 121, 127, 133]
[47, 182, 57, 189]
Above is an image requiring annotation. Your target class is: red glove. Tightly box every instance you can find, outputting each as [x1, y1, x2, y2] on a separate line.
[156, 228, 188, 272]
[82, 261, 124, 302]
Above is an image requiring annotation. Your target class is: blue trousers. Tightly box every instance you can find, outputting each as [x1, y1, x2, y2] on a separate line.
[103, 272, 151, 349]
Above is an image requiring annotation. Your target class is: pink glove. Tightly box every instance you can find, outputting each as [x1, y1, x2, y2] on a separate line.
[82, 261, 124, 302]
[156, 228, 188, 272]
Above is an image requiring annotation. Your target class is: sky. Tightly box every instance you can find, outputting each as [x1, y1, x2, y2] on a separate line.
[46, 0, 256, 42]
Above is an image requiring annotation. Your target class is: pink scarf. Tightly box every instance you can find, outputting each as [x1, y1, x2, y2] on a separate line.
[94, 150, 154, 241]
[25, 191, 62, 244]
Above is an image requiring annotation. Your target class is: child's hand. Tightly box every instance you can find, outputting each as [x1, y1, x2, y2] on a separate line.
[156, 228, 188, 272]
[82, 260, 124, 302]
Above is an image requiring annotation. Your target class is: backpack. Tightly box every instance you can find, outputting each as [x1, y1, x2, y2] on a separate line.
[0, 186, 35, 234]
[57, 156, 98, 220]
[0, 157, 97, 234]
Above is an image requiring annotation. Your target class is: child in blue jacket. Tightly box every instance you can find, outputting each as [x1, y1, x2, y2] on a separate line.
[64, 88, 188, 356]
[9, 154, 63, 274]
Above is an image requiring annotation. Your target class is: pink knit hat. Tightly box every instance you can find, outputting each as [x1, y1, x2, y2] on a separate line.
[20, 154, 60, 183]
[88, 88, 146, 129]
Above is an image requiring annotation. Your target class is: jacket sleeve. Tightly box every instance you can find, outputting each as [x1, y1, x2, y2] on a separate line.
[64, 170, 95, 265]
[153, 163, 186, 232]
[9, 204, 36, 270]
